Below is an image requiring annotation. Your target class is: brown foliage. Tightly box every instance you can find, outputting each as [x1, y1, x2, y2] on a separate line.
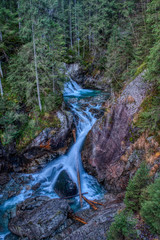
[121, 132, 160, 175]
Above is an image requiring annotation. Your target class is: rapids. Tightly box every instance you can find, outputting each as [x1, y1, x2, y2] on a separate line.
[0, 79, 109, 239]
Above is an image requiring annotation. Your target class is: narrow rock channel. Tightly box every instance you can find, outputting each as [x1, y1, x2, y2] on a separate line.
[0, 78, 110, 239]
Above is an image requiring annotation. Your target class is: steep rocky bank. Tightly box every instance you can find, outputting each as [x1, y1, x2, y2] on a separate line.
[22, 110, 74, 173]
[81, 72, 152, 192]
[66, 63, 110, 91]
[0, 110, 74, 177]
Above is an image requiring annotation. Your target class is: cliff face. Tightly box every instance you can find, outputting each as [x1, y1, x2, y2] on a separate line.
[66, 63, 111, 91]
[81, 72, 151, 192]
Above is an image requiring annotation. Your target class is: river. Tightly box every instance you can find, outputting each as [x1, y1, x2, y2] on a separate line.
[0, 79, 109, 239]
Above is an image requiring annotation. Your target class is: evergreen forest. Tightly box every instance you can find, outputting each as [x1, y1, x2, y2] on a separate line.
[0, 0, 159, 145]
[0, 0, 160, 239]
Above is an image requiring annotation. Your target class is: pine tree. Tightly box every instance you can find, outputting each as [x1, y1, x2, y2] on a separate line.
[124, 162, 150, 212]
[141, 177, 160, 234]
[7, 0, 66, 111]
[107, 211, 138, 240]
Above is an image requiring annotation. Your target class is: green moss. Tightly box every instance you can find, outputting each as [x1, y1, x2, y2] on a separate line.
[129, 137, 134, 143]
[134, 62, 146, 77]
[16, 112, 61, 151]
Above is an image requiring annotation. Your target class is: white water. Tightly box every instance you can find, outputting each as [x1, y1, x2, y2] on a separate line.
[33, 80, 104, 200]
[0, 79, 108, 239]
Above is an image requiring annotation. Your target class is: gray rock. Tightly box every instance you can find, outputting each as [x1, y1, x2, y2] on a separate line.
[54, 170, 78, 198]
[0, 173, 11, 186]
[66, 63, 111, 91]
[26, 110, 73, 152]
[49, 194, 124, 240]
[5, 233, 18, 240]
[22, 110, 74, 173]
[61, 204, 123, 240]
[8, 197, 70, 240]
[81, 72, 150, 192]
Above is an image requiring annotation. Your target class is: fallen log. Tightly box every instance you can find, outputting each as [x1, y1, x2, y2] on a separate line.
[60, 192, 88, 200]
[82, 196, 98, 210]
[77, 164, 83, 207]
[88, 199, 104, 206]
[68, 212, 87, 225]
[72, 129, 76, 142]
[72, 129, 83, 207]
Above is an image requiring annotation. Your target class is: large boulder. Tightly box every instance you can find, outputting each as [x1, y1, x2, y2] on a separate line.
[81, 72, 151, 192]
[8, 196, 70, 240]
[54, 170, 78, 197]
[22, 110, 74, 173]
[26, 111, 73, 151]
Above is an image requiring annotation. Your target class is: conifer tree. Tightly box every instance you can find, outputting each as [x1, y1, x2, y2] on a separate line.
[124, 162, 150, 212]
[141, 177, 160, 234]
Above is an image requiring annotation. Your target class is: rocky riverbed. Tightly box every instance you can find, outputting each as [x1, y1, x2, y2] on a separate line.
[4, 193, 124, 240]
[1, 69, 158, 240]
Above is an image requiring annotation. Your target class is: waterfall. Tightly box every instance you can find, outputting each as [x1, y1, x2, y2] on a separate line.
[0, 79, 109, 238]
[32, 79, 106, 202]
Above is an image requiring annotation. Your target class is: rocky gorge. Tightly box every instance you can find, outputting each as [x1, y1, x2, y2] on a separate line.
[81, 71, 152, 192]
[0, 66, 159, 240]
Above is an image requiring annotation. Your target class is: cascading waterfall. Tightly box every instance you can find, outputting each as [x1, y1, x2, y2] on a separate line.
[29, 78, 106, 203]
[0, 79, 109, 239]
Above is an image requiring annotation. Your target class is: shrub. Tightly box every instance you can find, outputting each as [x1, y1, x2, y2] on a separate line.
[124, 162, 150, 212]
[107, 211, 138, 240]
[141, 177, 160, 234]
[0, 110, 28, 145]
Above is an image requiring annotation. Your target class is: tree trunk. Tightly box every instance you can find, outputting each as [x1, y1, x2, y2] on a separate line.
[62, 0, 64, 14]
[0, 61, 4, 97]
[0, 78, 3, 97]
[77, 14, 80, 56]
[74, 0, 77, 53]
[31, 21, 42, 111]
[52, 66, 55, 93]
[17, 1, 21, 31]
[69, 0, 73, 48]
[0, 31, 2, 41]
[89, 9, 91, 51]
